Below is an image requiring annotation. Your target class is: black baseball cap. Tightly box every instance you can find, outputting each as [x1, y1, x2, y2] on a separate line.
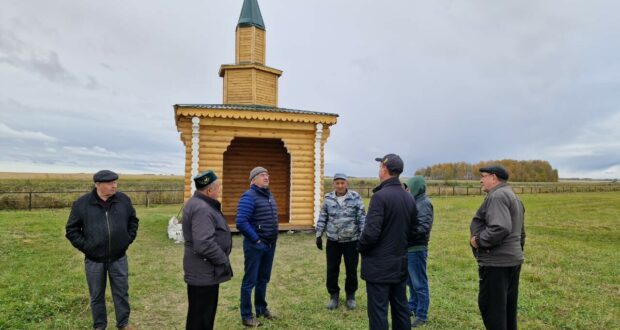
[375, 154, 404, 174]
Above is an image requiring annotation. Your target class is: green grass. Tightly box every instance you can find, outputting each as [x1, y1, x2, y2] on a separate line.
[1, 192, 619, 329]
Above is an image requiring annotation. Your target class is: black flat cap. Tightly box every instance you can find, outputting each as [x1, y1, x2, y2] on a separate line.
[375, 153, 404, 174]
[479, 165, 509, 181]
[93, 170, 118, 182]
[194, 170, 218, 189]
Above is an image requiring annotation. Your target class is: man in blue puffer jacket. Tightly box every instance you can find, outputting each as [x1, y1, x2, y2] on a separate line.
[236, 166, 279, 327]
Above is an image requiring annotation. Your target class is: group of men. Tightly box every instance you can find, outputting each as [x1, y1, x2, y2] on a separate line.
[65, 154, 525, 330]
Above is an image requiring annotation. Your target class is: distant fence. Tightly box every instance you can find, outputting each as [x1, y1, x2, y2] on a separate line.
[346, 184, 620, 199]
[1, 184, 619, 211]
[0, 189, 183, 211]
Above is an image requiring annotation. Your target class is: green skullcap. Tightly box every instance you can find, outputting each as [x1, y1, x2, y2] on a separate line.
[194, 170, 218, 189]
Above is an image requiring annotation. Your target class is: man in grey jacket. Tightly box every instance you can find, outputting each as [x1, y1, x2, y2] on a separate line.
[470, 165, 525, 330]
[315, 173, 366, 310]
[183, 170, 232, 330]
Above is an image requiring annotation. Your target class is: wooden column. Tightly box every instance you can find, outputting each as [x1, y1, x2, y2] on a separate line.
[191, 117, 200, 195]
[313, 123, 323, 226]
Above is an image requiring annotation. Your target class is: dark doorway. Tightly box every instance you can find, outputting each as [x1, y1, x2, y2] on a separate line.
[222, 137, 291, 225]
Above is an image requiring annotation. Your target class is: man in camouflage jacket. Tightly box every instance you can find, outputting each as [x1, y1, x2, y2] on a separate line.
[315, 173, 366, 310]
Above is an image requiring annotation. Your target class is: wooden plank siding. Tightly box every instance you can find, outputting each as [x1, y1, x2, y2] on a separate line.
[256, 70, 277, 106]
[224, 69, 253, 104]
[175, 115, 325, 228]
[224, 68, 278, 107]
[236, 26, 265, 65]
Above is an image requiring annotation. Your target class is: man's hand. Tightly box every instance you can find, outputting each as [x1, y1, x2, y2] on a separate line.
[316, 236, 323, 250]
[470, 236, 478, 249]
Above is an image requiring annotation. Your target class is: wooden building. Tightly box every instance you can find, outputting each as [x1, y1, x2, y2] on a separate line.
[174, 0, 338, 230]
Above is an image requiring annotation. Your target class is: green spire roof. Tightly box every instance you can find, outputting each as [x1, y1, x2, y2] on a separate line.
[238, 0, 265, 29]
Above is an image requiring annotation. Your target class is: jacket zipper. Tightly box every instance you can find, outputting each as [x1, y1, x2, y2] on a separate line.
[105, 211, 111, 262]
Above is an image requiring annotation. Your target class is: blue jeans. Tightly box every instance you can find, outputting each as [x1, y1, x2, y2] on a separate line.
[407, 250, 429, 321]
[85, 255, 130, 329]
[240, 238, 276, 320]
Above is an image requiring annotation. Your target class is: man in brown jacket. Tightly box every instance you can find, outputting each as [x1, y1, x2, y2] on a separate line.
[470, 165, 525, 330]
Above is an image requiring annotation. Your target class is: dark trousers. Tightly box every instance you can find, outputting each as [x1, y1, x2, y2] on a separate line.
[326, 239, 359, 296]
[366, 279, 411, 330]
[478, 265, 522, 330]
[186, 284, 219, 330]
[85, 255, 130, 329]
[240, 238, 276, 320]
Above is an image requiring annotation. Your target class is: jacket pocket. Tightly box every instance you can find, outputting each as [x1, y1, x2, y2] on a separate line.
[339, 226, 358, 240]
[214, 263, 232, 281]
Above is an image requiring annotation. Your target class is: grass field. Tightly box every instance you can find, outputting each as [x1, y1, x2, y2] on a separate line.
[1, 192, 619, 329]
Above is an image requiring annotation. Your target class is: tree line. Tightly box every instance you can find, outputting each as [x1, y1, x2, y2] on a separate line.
[414, 160, 559, 182]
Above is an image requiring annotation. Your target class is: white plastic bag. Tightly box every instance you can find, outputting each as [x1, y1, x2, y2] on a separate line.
[168, 216, 184, 243]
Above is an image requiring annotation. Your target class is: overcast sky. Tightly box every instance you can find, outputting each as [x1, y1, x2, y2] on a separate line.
[1, 0, 619, 179]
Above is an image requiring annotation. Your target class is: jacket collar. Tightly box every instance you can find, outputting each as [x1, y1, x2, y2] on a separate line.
[373, 176, 402, 193]
[193, 191, 222, 212]
[251, 184, 271, 196]
[487, 182, 508, 194]
[89, 188, 117, 204]
[415, 192, 427, 199]
[326, 189, 351, 200]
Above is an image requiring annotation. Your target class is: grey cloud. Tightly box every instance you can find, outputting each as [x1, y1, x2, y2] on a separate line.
[0, 30, 107, 89]
[85, 75, 103, 90]
[0, 30, 77, 84]
[0, 122, 57, 142]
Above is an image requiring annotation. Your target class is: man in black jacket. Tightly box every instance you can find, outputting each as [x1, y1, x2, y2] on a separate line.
[66, 170, 139, 330]
[358, 154, 418, 330]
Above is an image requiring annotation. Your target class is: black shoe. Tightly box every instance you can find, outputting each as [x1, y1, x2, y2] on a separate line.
[412, 317, 426, 328]
[258, 309, 276, 320]
[326, 293, 339, 310]
[345, 293, 356, 310]
[242, 317, 262, 327]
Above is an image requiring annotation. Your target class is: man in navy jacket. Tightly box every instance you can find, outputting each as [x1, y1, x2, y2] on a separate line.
[358, 154, 418, 330]
[236, 167, 279, 327]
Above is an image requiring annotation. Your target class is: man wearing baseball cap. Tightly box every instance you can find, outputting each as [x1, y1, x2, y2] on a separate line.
[470, 165, 525, 330]
[66, 170, 139, 330]
[358, 154, 418, 329]
[236, 167, 279, 327]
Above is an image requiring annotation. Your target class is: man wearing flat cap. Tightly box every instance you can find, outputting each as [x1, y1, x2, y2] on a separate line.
[315, 173, 366, 310]
[66, 170, 139, 330]
[470, 165, 525, 330]
[236, 166, 279, 327]
[182, 170, 232, 330]
[358, 154, 418, 329]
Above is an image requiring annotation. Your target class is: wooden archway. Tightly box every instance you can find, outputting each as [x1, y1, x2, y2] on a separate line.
[222, 137, 291, 225]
